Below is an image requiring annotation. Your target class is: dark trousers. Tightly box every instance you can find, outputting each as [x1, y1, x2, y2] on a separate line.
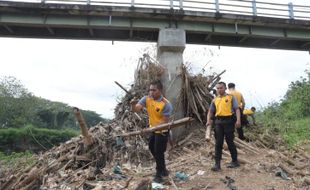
[237, 126, 245, 140]
[237, 108, 245, 140]
[214, 120, 238, 162]
[149, 132, 168, 176]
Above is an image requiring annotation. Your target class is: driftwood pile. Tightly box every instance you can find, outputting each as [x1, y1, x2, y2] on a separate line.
[1, 53, 308, 189]
[114, 54, 225, 125]
[0, 54, 221, 190]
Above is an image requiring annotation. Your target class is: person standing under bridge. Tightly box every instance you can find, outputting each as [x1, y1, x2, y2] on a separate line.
[130, 80, 173, 183]
[228, 82, 246, 140]
[206, 81, 241, 171]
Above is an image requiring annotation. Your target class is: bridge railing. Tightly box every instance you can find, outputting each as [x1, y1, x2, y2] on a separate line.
[5, 0, 310, 20]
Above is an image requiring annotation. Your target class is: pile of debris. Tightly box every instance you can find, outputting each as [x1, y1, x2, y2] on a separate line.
[0, 54, 222, 190]
[3, 53, 307, 190]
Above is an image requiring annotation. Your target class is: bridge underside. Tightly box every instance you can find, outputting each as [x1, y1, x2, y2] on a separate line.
[0, 1, 310, 51]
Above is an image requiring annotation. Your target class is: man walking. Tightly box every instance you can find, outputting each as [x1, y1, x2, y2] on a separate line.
[130, 80, 173, 183]
[228, 83, 246, 140]
[206, 82, 241, 171]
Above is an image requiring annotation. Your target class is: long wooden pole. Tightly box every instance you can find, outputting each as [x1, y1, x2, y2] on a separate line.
[115, 117, 194, 138]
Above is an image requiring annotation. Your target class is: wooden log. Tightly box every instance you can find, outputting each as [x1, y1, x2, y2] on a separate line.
[234, 140, 259, 155]
[183, 147, 197, 155]
[73, 107, 93, 146]
[116, 117, 194, 137]
[277, 152, 296, 166]
[114, 81, 130, 94]
[177, 133, 193, 147]
[235, 138, 260, 153]
[205, 124, 211, 142]
[294, 163, 308, 170]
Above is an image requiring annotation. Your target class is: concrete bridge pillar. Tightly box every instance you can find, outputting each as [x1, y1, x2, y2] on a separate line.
[157, 28, 186, 140]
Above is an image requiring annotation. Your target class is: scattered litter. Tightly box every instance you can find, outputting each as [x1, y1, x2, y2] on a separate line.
[197, 170, 205, 175]
[175, 171, 189, 180]
[116, 136, 124, 146]
[220, 176, 237, 190]
[152, 182, 164, 189]
[275, 168, 288, 180]
[112, 165, 122, 174]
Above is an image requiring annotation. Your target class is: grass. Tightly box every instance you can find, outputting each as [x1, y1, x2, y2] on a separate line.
[256, 112, 310, 150]
[0, 125, 80, 152]
[0, 151, 38, 175]
[282, 118, 310, 148]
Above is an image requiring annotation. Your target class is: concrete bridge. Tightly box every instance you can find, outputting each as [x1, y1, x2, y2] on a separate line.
[0, 0, 310, 51]
[1, 0, 309, 138]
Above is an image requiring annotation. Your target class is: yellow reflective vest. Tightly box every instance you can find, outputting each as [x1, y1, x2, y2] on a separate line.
[213, 94, 234, 117]
[146, 96, 169, 133]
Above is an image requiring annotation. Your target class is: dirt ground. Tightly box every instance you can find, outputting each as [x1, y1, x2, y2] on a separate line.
[128, 127, 310, 190]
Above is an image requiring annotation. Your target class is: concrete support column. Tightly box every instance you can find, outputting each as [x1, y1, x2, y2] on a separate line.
[157, 28, 186, 139]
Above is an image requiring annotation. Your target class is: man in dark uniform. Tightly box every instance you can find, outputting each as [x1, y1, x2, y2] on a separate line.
[130, 80, 173, 183]
[228, 82, 246, 140]
[206, 82, 241, 171]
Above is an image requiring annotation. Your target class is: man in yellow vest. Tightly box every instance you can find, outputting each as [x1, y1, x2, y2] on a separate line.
[228, 83, 246, 140]
[243, 107, 256, 126]
[130, 80, 173, 183]
[207, 82, 241, 171]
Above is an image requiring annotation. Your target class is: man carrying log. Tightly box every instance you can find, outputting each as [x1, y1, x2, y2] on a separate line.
[130, 80, 173, 183]
[207, 82, 241, 171]
[228, 82, 246, 140]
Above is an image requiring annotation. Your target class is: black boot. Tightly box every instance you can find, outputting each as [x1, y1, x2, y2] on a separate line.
[160, 169, 169, 177]
[153, 175, 164, 183]
[153, 170, 164, 183]
[226, 161, 240, 168]
[211, 161, 221, 172]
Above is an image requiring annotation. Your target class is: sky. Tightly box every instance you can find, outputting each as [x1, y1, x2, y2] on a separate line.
[0, 0, 309, 118]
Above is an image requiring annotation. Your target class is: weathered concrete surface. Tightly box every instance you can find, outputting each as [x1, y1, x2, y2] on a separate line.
[157, 28, 186, 140]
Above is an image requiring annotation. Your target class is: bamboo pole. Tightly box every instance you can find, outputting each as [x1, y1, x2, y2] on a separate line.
[73, 107, 93, 146]
[115, 117, 194, 137]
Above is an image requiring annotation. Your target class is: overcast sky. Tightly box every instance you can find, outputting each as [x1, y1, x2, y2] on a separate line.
[0, 0, 309, 118]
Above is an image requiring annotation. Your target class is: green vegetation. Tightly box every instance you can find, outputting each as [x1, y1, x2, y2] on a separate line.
[0, 76, 109, 152]
[0, 125, 80, 152]
[258, 71, 310, 148]
[0, 151, 37, 175]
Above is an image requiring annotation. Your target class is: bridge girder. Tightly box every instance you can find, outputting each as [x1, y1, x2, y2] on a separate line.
[0, 1, 310, 51]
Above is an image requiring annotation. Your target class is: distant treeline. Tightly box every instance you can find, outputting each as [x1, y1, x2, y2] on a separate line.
[0, 76, 109, 152]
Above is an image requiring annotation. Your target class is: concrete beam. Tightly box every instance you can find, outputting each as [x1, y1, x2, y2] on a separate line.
[0, 2, 310, 50]
[3, 25, 13, 33]
[46, 26, 54, 35]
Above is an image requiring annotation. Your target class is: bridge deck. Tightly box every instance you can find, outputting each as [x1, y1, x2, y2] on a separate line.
[0, 1, 310, 50]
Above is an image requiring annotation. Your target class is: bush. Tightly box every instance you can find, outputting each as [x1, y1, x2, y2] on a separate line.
[258, 71, 310, 148]
[0, 125, 80, 153]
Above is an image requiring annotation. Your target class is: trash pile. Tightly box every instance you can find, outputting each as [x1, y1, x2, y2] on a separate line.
[0, 54, 221, 190]
[1, 54, 309, 190]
